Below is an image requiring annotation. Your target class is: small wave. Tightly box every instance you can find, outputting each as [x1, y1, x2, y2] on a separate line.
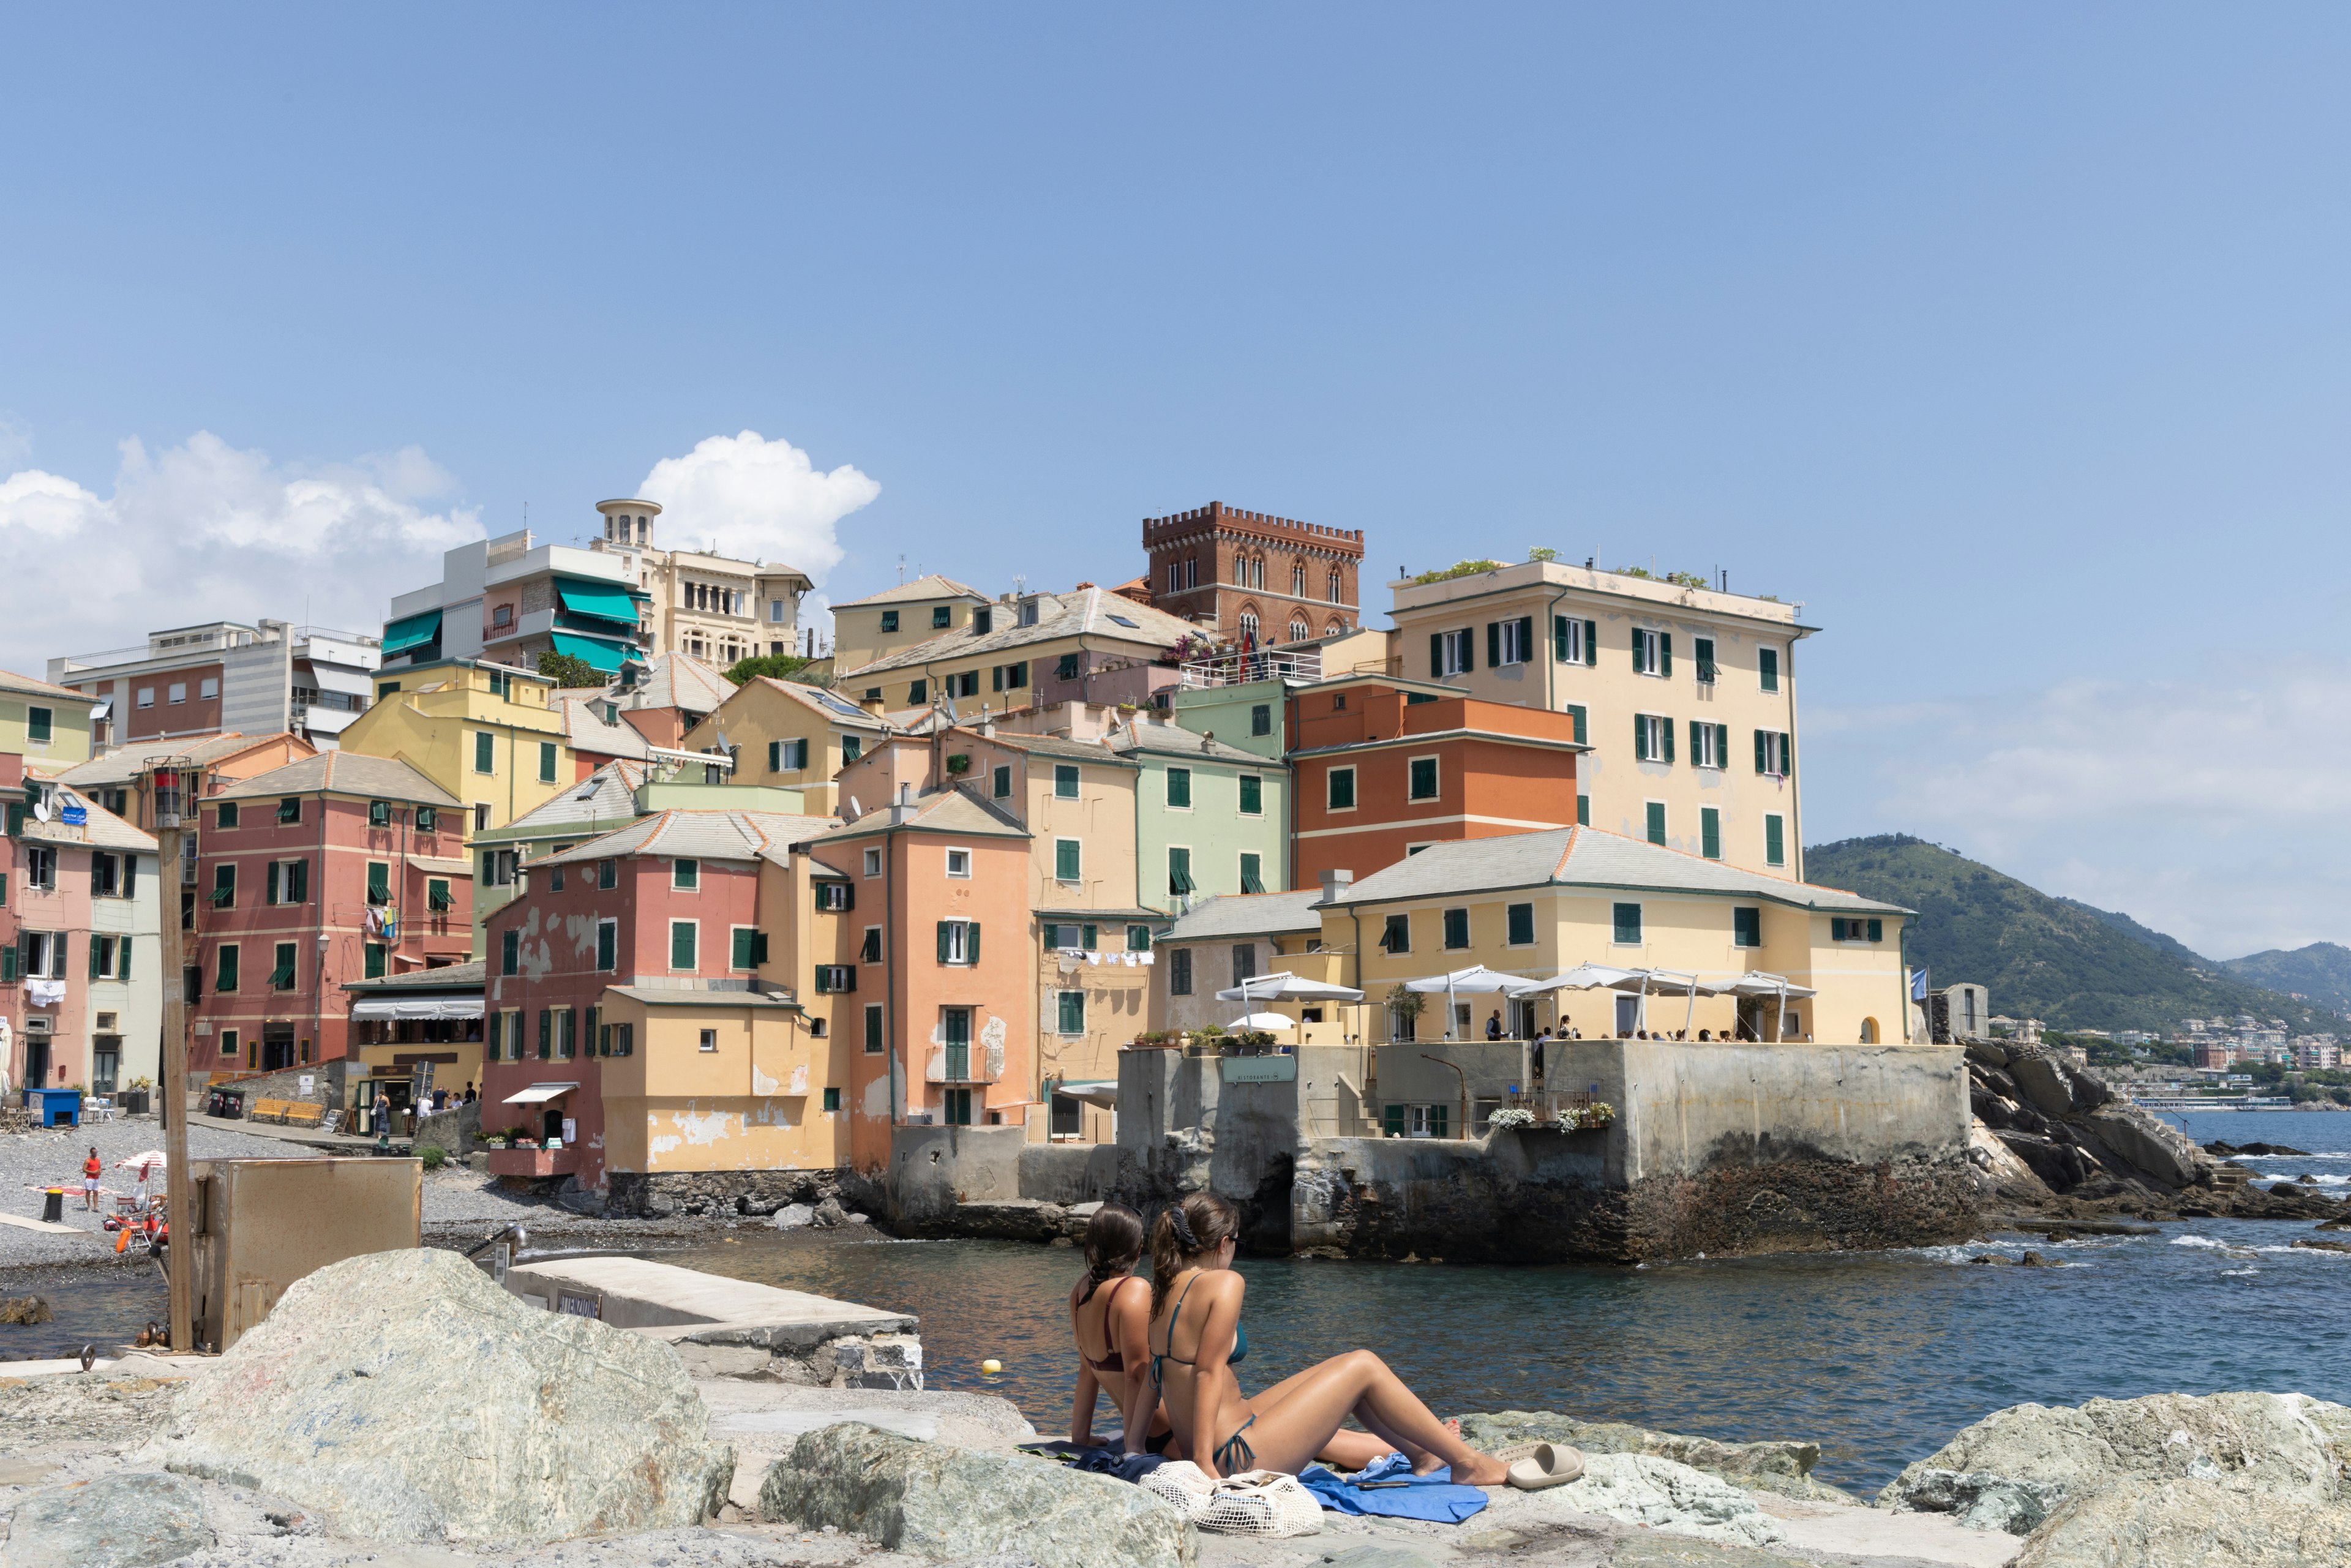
[2222, 1267, 2261, 1277]
[2257, 1174, 2351, 1185]
[2172, 1234, 2236, 1250]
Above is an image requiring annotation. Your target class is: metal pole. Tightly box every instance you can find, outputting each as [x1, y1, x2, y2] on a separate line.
[156, 806, 193, 1353]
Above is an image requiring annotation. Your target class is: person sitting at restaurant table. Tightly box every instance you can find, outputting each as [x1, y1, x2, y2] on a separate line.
[1146, 1194, 1510, 1484]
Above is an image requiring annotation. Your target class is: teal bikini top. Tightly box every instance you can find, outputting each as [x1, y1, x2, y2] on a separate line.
[1150, 1273, 1247, 1388]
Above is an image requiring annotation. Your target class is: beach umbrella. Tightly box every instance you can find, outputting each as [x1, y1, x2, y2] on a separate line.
[1214, 971, 1365, 1002]
[1401, 966, 1540, 1039]
[1228, 1012, 1295, 1031]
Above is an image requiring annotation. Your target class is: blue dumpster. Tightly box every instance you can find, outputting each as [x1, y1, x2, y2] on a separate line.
[26, 1089, 81, 1128]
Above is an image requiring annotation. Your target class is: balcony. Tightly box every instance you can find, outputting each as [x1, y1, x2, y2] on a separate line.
[1178, 649, 1322, 689]
[926, 1046, 1002, 1085]
[486, 1144, 578, 1179]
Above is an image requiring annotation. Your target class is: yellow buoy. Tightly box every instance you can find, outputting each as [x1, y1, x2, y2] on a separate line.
[981, 1359, 1003, 1375]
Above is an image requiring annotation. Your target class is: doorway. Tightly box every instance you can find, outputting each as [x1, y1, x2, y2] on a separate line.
[1614, 993, 1641, 1037]
[263, 1024, 296, 1071]
[943, 1088, 973, 1125]
[92, 1038, 121, 1095]
[942, 1008, 970, 1081]
[23, 1032, 50, 1090]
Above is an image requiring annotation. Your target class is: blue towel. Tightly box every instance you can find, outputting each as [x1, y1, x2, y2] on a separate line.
[1298, 1453, 1490, 1523]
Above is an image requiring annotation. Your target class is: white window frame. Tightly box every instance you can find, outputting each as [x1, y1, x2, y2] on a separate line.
[1326, 765, 1357, 813]
[1638, 713, 1669, 761]
[1406, 754, 1441, 803]
[1633, 628, 1662, 677]
[1053, 836, 1082, 884]
[669, 918, 699, 971]
[1499, 618, 1531, 666]
[1692, 722, 1721, 770]
[699, 1028, 719, 1052]
[943, 920, 974, 965]
[1439, 629, 1472, 677]
[945, 847, 973, 879]
[863, 846, 883, 878]
[1760, 731, 1790, 777]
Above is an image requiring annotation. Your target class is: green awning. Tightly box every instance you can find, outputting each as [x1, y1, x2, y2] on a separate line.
[549, 631, 627, 673]
[381, 608, 443, 656]
[555, 578, 644, 627]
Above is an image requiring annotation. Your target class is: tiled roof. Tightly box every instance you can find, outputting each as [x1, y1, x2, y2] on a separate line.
[479, 760, 646, 842]
[831, 574, 987, 609]
[345, 959, 486, 993]
[557, 696, 652, 759]
[532, 808, 838, 870]
[606, 986, 804, 1010]
[949, 727, 1133, 765]
[210, 751, 464, 809]
[840, 585, 1196, 678]
[814, 786, 1029, 845]
[0, 667, 94, 701]
[24, 790, 159, 853]
[749, 677, 898, 732]
[1325, 826, 1909, 915]
[1108, 722, 1284, 768]
[58, 732, 310, 787]
[621, 653, 733, 715]
[1158, 890, 1325, 942]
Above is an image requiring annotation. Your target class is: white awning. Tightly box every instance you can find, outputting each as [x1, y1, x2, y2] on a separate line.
[503, 1082, 580, 1105]
[351, 997, 484, 1021]
[309, 662, 377, 698]
[1055, 1079, 1120, 1107]
[1215, 971, 1365, 1002]
[406, 855, 476, 875]
[89, 701, 111, 721]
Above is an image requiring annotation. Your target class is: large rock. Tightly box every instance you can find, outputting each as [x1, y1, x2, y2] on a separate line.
[1547, 1453, 1788, 1548]
[1881, 1392, 2351, 1534]
[1458, 1410, 1853, 1502]
[6, 1472, 212, 1568]
[758, 1421, 1193, 1567]
[2080, 1105, 2198, 1188]
[137, 1248, 734, 1544]
[2009, 1054, 2095, 1119]
[2016, 1476, 2351, 1567]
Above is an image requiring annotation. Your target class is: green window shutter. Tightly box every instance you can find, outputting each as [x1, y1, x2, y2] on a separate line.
[1577, 793, 1590, 826]
[1613, 902, 1641, 943]
[1055, 764, 1079, 798]
[1630, 632, 1644, 675]
[671, 921, 696, 969]
[1646, 801, 1666, 845]
[1662, 719, 1674, 765]
[1716, 724, 1730, 767]
[1240, 853, 1264, 894]
[1868, 918, 1884, 943]
[1429, 633, 1444, 679]
[1060, 991, 1086, 1033]
[1507, 902, 1534, 945]
[1567, 703, 1586, 745]
[1460, 628, 1474, 672]
[501, 929, 519, 975]
[768, 740, 781, 771]
[1167, 768, 1190, 808]
[90, 939, 105, 979]
[1633, 715, 1648, 762]
[117, 937, 131, 981]
[538, 1010, 552, 1059]
[1056, 839, 1081, 880]
[1701, 808, 1721, 860]
[287, 858, 307, 903]
[937, 921, 951, 964]
[596, 921, 615, 971]
[1754, 729, 1768, 773]
[365, 943, 386, 979]
[1766, 816, 1785, 866]
[266, 861, 280, 905]
[1760, 648, 1779, 691]
[1832, 917, 1847, 942]
[1517, 616, 1534, 660]
[219, 946, 238, 991]
[1660, 633, 1672, 677]
[1, 944, 15, 983]
[1239, 775, 1262, 814]
[1584, 620, 1598, 667]
[474, 731, 493, 773]
[733, 928, 756, 969]
[1553, 615, 1568, 661]
[367, 861, 388, 902]
[1486, 622, 1501, 667]
[1781, 731, 1793, 773]
[966, 922, 979, 963]
[1734, 907, 1760, 947]
[1169, 846, 1194, 895]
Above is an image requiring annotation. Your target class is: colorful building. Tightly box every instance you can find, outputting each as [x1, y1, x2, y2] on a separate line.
[679, 675, 898, 816]
[1108, 718, 1289, 914]
[835, 585, 1198, 716]
[0, 669, 97, 768]
[828, 574, 990, 677]
[1286, 675, 1583, 887]
[48, 621, 381, 752]
[192, 752, 471, 1073]
[338, 656, 574, 855]
[1141, 500, 1364, 645]
[1383, 559, 1810, 879]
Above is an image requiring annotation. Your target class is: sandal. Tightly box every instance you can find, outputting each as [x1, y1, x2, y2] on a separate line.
[1505, 1442, 1586, 1490]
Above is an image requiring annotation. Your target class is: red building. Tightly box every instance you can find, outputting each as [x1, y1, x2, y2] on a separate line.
[1286, 674, 1585, 888]
[1142, 501, 1364, 646]
[193, 752, 471, 1073]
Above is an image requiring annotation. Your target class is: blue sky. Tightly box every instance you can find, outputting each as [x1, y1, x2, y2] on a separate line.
[6, 6, 2350, 958]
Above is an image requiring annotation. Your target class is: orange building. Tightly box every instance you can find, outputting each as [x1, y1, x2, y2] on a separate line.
[802, 786, 1037, 1163]
[1286, 675, 1584, 888]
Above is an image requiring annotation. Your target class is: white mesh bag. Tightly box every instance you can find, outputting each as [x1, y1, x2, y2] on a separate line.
[1196, 1470, 1325, 1537]
[1140, 1459, 1215, 1521]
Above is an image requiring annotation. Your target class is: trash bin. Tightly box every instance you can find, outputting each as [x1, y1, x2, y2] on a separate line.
[121, 1088, 151, 1116]
[42, 1188, 63, 1224]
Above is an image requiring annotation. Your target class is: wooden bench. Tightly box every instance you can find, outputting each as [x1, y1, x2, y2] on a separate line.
[280, 1102, 326, 1128]
[248, 1098, 290, 1123]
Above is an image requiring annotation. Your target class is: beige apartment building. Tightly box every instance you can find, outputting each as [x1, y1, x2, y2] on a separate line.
[827, 575, 992, 675]
[1382, 561, 1809, 880]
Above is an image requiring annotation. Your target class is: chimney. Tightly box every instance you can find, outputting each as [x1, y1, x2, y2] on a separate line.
[1318, 868, 1352, 903]
[890, 781, 917, 825]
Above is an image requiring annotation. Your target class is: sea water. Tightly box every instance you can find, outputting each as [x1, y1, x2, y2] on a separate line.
[675, 1108, 2351, 1492]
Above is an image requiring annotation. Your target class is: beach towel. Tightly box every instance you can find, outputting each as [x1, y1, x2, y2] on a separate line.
[1298, 1454, 1489, 1523]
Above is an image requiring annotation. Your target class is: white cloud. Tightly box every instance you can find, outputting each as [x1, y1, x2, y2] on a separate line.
[0, 432, 481, 677]
[1807, 659, 2351, 960]
[636, 430, 879, 587]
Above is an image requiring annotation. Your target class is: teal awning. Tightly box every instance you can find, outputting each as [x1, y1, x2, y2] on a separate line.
[381, 608, 443, 656]
[555, 578, 645, 627]
[549, 631, 627, 673]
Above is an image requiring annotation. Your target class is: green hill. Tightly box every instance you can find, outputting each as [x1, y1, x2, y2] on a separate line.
[1804, 835, 2341, 1033]
[2221, 943, 2351, 1015]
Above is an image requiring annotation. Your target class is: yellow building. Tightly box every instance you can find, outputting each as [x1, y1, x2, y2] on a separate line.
[829, 574, 990, 676]
[339, 659, 576, 966]
[678, 676, 899, 816]
[835, 585, 1196, 715]
[0, 669, 97, 766]
[593, 988, 842, 1179]
[1322, 825, 1909, 1046]
[1384, 560, 1810, 880]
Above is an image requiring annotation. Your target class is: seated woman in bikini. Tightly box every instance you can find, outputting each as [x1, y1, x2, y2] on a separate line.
[1146, 1193, 1510, 1484]
[1067, 1204, 1178, 1455]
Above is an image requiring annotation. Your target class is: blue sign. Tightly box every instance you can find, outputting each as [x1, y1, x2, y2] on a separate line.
[61, 804, 86, 827]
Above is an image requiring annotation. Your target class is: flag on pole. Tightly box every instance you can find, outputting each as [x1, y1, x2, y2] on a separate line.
[1910, 969, 1929, 1002]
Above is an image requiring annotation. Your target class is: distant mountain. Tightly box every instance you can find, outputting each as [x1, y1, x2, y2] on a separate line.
[1804, 835, 2341, 1033]
[2054, 898, 2212, 968]
[2221, 943, 2351, 1015]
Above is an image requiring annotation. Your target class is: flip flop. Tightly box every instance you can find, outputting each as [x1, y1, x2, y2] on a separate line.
[1505, 1442, 1586, 1490]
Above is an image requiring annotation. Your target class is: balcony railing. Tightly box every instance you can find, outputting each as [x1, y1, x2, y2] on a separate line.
[1178, 649, 1322, 689]
[926, 1046, 1002, 1084]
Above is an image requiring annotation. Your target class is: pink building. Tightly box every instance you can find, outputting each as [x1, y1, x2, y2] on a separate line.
[192, 752, 471, 1075]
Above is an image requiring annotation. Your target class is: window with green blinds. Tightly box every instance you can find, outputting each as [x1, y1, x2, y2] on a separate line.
[1168, 847, 1194, 896]
[1240, 853, 1265, 895]
[1507, 902, 1535, 945]
[1646, 802, 1667, 846]
[367, 861, 389, 903]
[1058, 990, 1086, 1034]
[1577, 793, 1590, 826]
[1166, 767, 1191, 808]
[474, 732, 494, 773]
[1764, 814, 1786, 867]
[1733, 907, 1760, 948]
[1327, 767, 1355, 809]
[1700, 806, 1722, 861]
[1054, 764, 1079, 798]
[365, 943, 386, 979]
[1238, 775, 1262, 814]
[1408, 757, 1438, 800]
[1612, 902, 1643, 944]
[1442, 909, 1470, 949]
[217, 945, 238, 991]
[270, 943, 296, 989]
[670, 921, 697, 969]
[597, 921, 616, 971]
[1055, 839, 1082, 881]
[539, 741, 557, 782]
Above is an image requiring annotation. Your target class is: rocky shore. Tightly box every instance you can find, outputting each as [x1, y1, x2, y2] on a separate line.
[6, 1248, 2350, 1568]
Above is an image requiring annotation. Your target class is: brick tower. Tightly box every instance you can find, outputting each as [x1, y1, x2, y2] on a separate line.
[1141, 501, 1364, 647]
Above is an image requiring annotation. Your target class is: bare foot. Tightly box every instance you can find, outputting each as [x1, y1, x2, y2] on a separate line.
[1448, 1450, 1512, 1487]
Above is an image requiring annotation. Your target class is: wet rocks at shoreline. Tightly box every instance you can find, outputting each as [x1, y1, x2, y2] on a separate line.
[1457, 1409, 1858, 1504]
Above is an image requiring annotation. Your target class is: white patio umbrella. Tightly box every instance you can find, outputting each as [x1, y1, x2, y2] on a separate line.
[1214, 972, 1365, 1002]
[1401, 965, 1540, 1040]
[1611, 969, 1729, 1038]
[1228, 1011, 1295, 1031]
[1717, 973, 1816, 1039]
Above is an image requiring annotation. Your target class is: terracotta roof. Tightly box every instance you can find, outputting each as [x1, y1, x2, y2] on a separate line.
[58, 733, 314, 787]
[812, 786, 1029, 845]
[0, 667, 96, 701]
[345, 960, 486, 994]
[533, 808, 837, 870]
[831, 574, 988, 609]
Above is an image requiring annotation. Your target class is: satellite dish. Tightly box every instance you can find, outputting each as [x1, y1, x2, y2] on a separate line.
[847, 795, 863, 819]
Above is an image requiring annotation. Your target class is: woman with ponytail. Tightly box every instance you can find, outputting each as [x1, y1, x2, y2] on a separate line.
[1147, 1193, 1510, 1484]
[1067, 1204, 1174, 1455]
